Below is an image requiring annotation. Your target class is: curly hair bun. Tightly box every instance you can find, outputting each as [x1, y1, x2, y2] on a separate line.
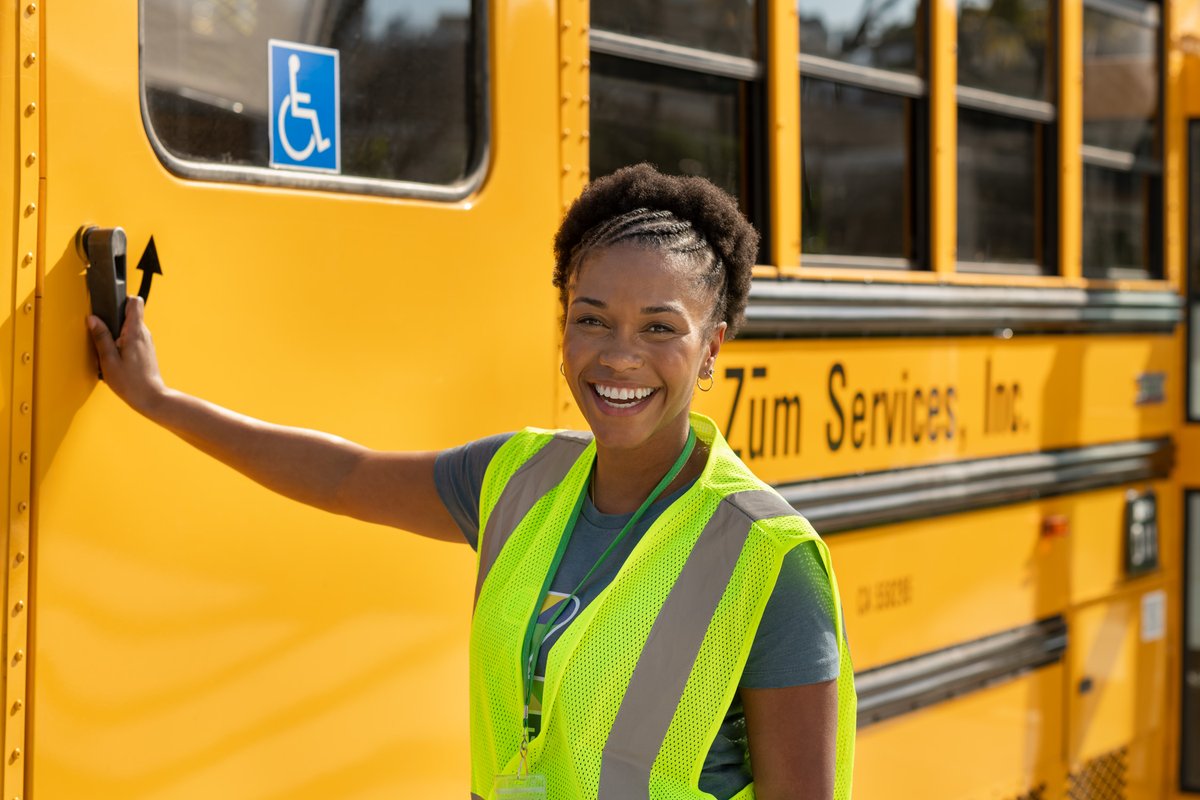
[552, 163, 759, 337]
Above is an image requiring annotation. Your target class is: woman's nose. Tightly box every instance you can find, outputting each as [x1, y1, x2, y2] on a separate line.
[598, 339, 643, 371]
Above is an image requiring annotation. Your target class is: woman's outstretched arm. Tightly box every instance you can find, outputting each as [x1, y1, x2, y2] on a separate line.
[87, 296, 463, 543]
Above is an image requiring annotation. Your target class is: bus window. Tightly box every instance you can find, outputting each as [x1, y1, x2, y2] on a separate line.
[591, 0, 756, 60]
[1081, 0, 1162, 279]
[956, 0, 1053, 275]
[589, 1, 766, 249]
[799, 0, 925, 269]
[140, 0, 485, 198]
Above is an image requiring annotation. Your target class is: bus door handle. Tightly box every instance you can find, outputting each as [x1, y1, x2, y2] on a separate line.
[76, 225, 127, 339]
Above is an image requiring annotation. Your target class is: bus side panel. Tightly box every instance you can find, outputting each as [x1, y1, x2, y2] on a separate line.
[695, 335, 1176, 486]
[854, 666, 1065, 800]
[30, 2, 561, 798]
[1067, 589, 1169, 800]
[831, 502, 1068, 672]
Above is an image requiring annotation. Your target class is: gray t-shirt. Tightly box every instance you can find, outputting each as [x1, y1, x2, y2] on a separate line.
[436, 434, 838, 799]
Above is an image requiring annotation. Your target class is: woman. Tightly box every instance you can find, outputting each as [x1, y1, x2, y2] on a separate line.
[88, 164, 855, 800]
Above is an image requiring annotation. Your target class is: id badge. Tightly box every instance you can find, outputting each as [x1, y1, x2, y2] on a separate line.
[493, 772, 547, 799]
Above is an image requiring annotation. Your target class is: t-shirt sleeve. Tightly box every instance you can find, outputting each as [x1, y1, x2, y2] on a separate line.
[739, 540, 841, 688]
[433, 433, 515, 550]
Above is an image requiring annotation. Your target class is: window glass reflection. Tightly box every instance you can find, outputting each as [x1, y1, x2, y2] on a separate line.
[798, 0, 923, 75]
[801, 78, 910, 259]
[591, 56, 743, 202]
[592, 0, 757, 59]
[957, 0, 1049, 100]
[1083, 6, 1158, 156]
[957, 108, 1038, 265]
[1083, 164, 1153, 276]
[142, 0, 480, 185]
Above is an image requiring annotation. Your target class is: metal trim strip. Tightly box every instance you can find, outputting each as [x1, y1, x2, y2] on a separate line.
[589, 28, 762, 81]
[742, 279, 1183, 336]
[956, 85, 1056, 122]
[779, 438, 1172, 534]
[798, 54, 927, 98]
[1081, 144, 1161, 174]
[856, 616, 1068, 727]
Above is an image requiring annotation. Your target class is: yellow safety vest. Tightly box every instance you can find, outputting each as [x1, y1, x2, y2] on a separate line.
[469, 413, 856, 800]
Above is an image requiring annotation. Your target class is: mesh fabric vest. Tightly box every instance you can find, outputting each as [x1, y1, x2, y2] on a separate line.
[469, 413, 856, 800]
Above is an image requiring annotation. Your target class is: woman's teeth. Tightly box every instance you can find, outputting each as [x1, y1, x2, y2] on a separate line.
[594, 384, 655, 405]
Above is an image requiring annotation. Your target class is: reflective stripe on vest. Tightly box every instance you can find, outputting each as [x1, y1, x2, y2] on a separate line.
[597, 489, 798, 799]
[474, 431, 592, 608]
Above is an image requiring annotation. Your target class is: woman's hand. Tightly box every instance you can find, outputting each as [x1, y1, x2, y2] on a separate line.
[87, 296, 167, 416]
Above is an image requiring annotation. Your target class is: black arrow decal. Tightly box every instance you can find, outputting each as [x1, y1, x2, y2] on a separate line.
[136, 236, 163, 303]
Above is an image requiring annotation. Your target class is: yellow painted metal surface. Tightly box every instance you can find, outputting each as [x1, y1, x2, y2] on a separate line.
[768, 0, 800, 273]
[1059, 0, 1083, 282]
[930, 0, 957, 275]
[1071, 482, 1175, 607]
[692, 335, 1175, 485]
[8, 2, 41, 798]
[855, 666, 1065, 800]
[1068, 587, 1169, 799]
[830, 498, 1069, 671]
[30, 1, 562, 797]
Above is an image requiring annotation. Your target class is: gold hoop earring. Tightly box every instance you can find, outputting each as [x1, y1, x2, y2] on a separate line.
[560, 362, 565, 376]
[696, 371, 714, 392]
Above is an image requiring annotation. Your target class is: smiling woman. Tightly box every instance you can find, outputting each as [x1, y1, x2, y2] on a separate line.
[86, 164, 855, 800]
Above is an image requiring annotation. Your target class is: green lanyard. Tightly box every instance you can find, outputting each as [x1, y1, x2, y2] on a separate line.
[517, 428, 698, 743]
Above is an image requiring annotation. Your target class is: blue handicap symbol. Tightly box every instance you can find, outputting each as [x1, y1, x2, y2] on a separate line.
[269, 40, 340, 173]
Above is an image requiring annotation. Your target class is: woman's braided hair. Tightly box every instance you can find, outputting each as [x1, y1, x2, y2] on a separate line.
[553, 163, 759, 337]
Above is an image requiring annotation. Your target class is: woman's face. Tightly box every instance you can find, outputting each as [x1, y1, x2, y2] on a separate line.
[562, 243, 725, 455]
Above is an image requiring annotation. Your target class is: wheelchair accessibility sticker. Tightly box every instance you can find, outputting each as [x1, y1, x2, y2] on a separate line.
[268, 40, 340, 173]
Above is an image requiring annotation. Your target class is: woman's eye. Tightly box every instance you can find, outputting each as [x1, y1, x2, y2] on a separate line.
[574, 316, 604, 327]
[647, 323, 675, 334]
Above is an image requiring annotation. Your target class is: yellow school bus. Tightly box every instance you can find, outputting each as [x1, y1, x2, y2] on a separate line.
[2, 0, 1198, 797]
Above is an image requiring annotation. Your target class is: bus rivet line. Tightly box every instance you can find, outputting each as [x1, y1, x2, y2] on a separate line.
[23, 53, 35, 66]
[562, 20, 571, 30]
[23, 204, 35, 216]
[20, 353, 31, 365]
[16, 502, 27, 514]
[581, 58, 590, 68]
[25, 153, 35, 166]
[12, 554, 24, 569]
[18, 453, 28, 465]
[563, 164, 571, 174]
[7, 750, 18, 765]
[24, 2, 34, 13]
[23, 104, 35, 117]
[18, 403, 29, 415]
[21, 305, 31, 316]
[11, 602, 23, 617]
[11, 651, 23, 666]
[9, 701, 21, 715]
[22, 253, 33, 267]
